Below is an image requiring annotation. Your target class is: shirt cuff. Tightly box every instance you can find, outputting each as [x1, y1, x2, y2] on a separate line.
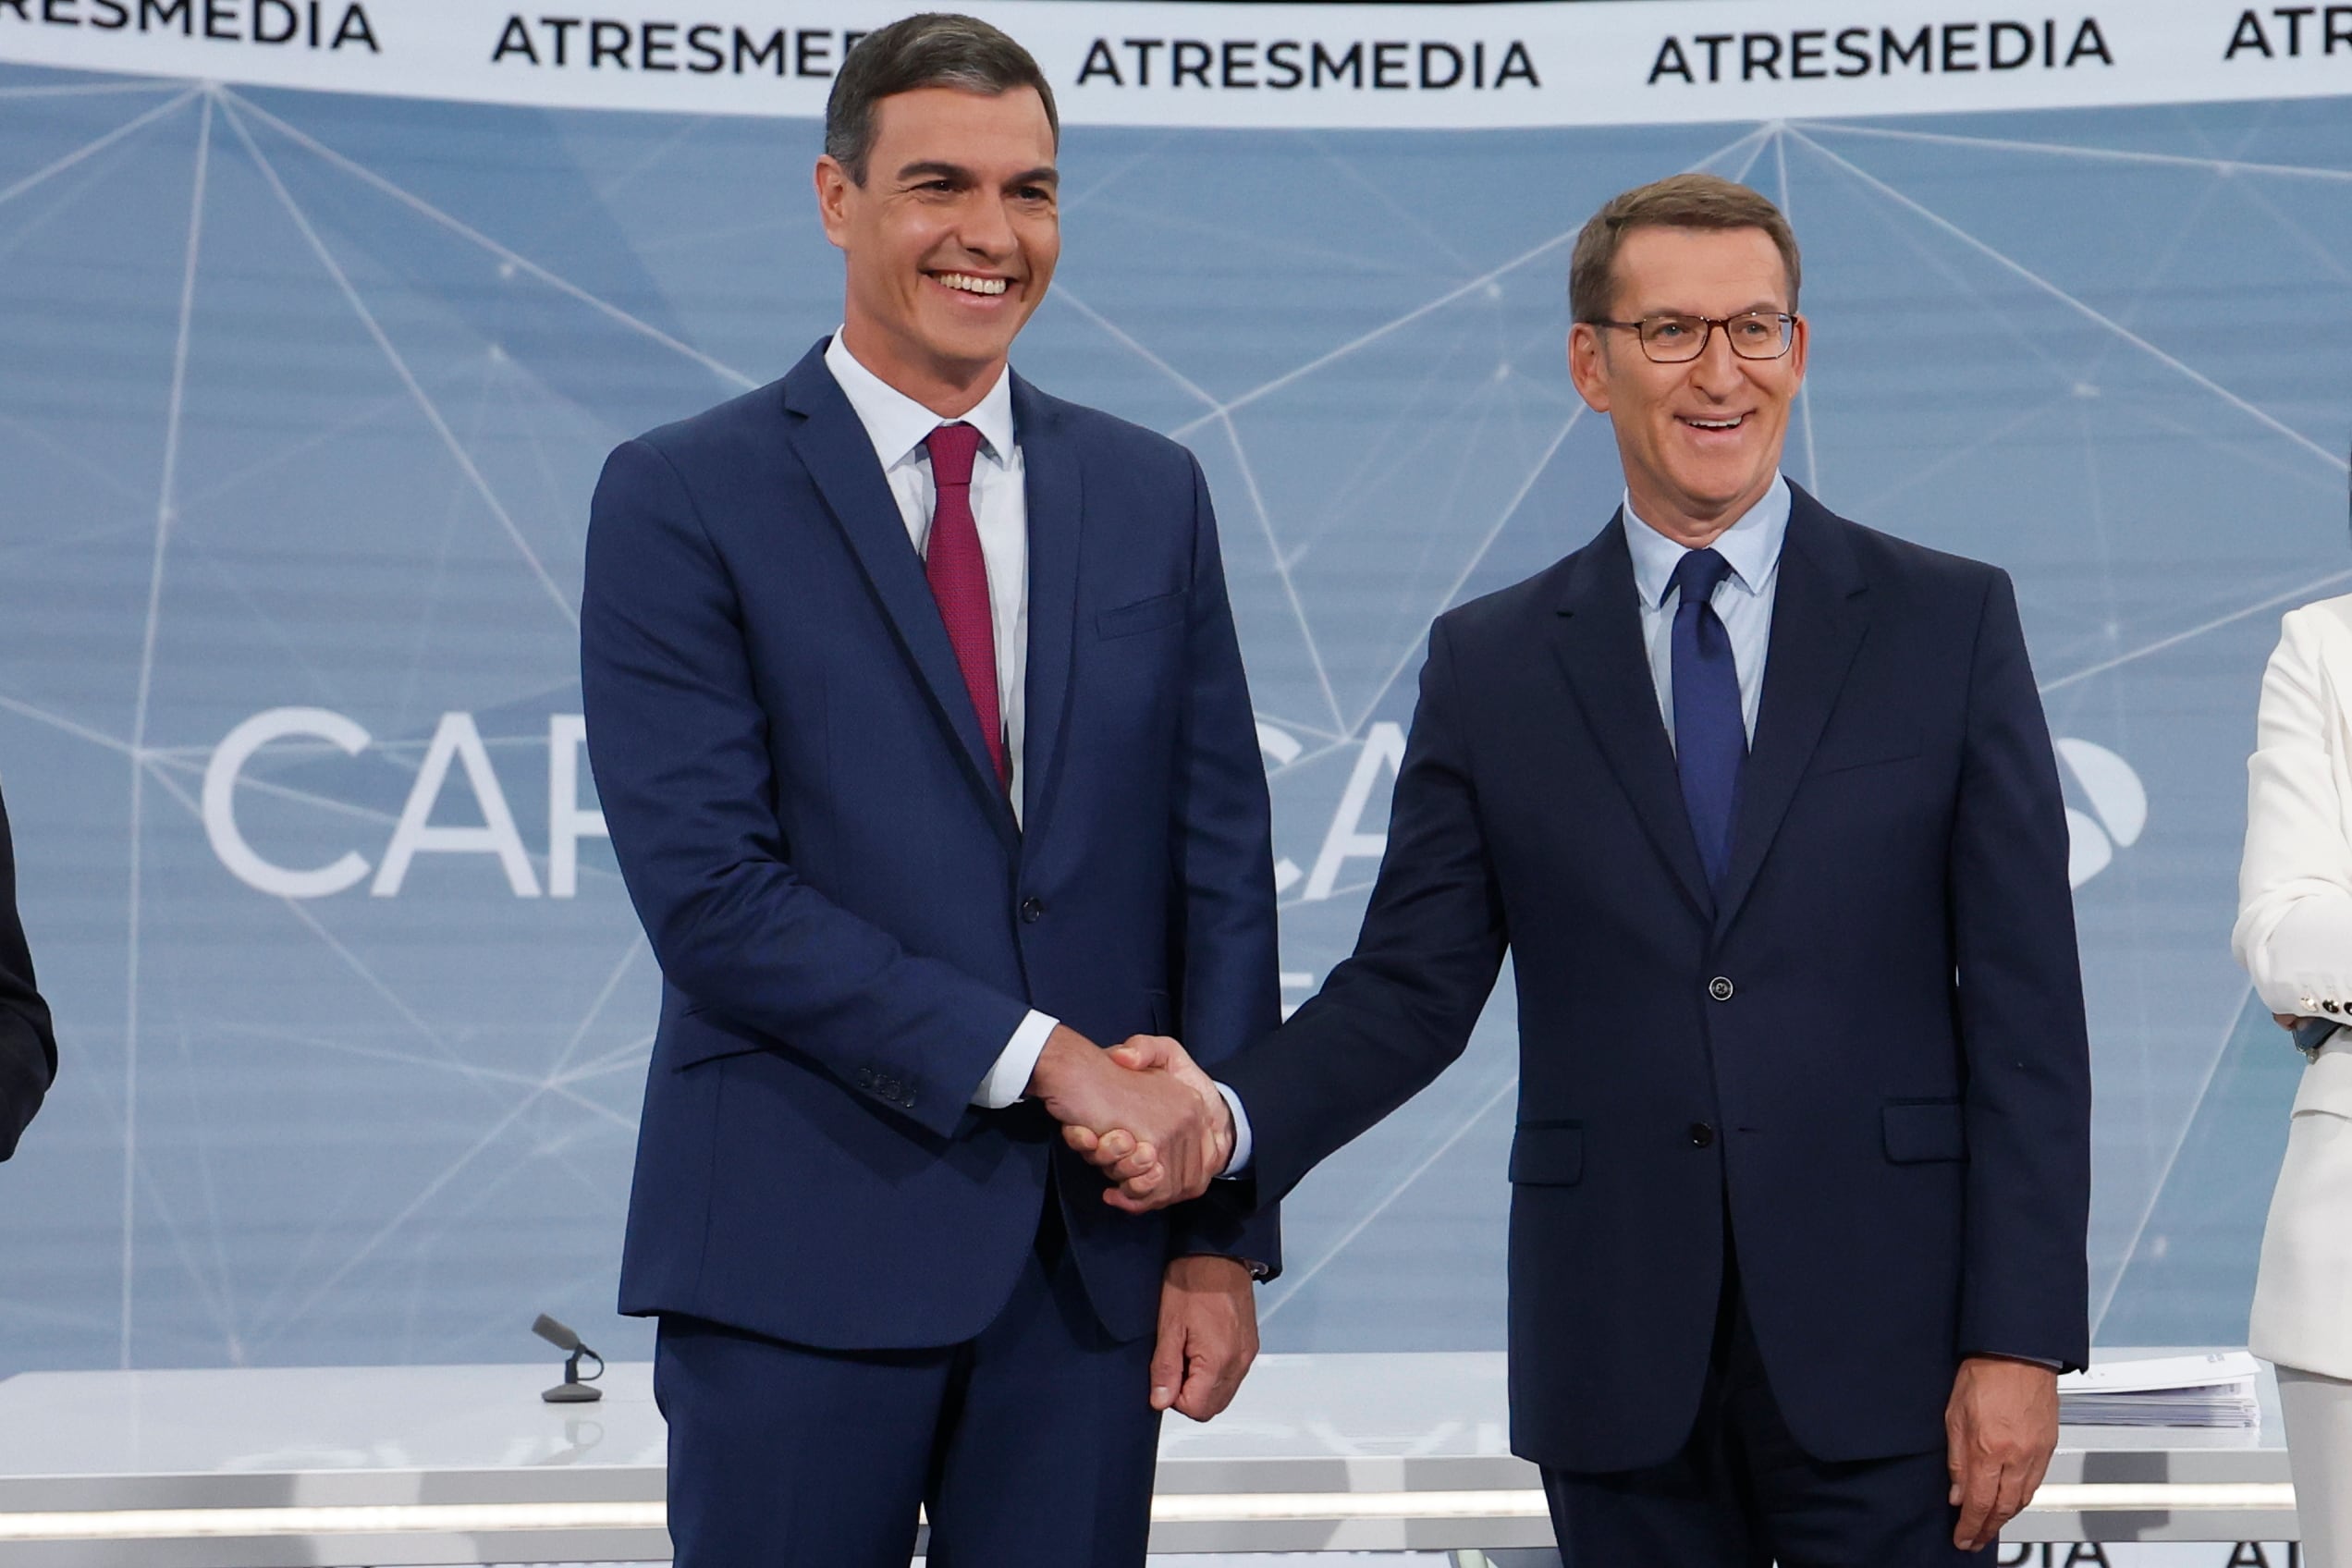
[1215, 1081, 1253, 1176]
[972, 1011, 1059, 1109]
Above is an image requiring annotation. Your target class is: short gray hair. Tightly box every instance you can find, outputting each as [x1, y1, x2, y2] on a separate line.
[826, 14, 1059, 186]
[1569, 173, 1802, 324]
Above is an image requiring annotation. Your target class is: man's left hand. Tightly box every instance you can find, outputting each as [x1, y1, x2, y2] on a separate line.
[1150, 1256, 1258, 1420]
[1945, 1354, 2059, 1551]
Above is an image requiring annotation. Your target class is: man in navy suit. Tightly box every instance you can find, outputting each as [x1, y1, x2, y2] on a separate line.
[1084, 174, 2092, 1564]
[580, 15, 1279, 1563]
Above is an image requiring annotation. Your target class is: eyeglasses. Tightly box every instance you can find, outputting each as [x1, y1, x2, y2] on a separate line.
[1590, 312, 1797, 364]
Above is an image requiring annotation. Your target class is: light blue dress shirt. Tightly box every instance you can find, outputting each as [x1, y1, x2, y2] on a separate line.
[1623, 473, 1791, 749]
[1218, 475, 1794, 1177]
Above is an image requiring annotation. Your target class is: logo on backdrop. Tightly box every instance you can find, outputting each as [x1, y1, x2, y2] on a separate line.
[1256, 724, 2150, 900]
[199, 711, 2138, 903]
[0, 0, 380, 52]
[202, 708, 605, 900]
[1073, 36, 1538, 92]
[487, 16, 867, 77]
[2055, 736, 2146, 889]
[1646, 18, 2115, 86]
[9, 1, 2352, 130]
[2223, 6, 2352, 57]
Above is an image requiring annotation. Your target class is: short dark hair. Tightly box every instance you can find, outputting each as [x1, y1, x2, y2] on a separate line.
[825, 14, 1059, 186]
[1569, 173, 1802, 324]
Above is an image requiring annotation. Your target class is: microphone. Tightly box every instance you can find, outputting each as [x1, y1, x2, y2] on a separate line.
[533, 1313, 605, 1404]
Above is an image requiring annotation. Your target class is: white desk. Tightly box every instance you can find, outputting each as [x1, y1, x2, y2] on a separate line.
[0, 1352, 2297, 1565]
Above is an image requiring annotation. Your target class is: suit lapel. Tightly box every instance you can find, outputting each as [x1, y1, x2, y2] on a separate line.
[1711, 487, 1870, 933]
[780, 343, 1019, 845]
[1552, 518, 1712, 920]
[1012, 374, 1080, 844]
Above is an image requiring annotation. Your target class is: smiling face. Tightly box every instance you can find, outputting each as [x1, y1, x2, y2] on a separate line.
[1567, 225, 1807, 546]
[815, 84, 1060, 416]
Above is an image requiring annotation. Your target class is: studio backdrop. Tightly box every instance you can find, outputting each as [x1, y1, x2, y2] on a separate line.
[1, 0, 2346, 1371]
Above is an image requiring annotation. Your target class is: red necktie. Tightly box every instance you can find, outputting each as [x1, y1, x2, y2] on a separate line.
[923, 423, 1008, 789]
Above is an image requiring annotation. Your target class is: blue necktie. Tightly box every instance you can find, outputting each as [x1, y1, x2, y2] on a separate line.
[1668, 548, 1745, 891]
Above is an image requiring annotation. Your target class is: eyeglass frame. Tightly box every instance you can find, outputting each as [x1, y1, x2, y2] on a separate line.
[1585, 311, 1800, 364]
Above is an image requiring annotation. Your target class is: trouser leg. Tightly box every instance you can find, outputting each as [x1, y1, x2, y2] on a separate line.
[925, 1194, 1163, 1568]
[2281, 1365, 2352, 1568]
[1546, 1217, 1990, 1568]
[1541, 1231, 1769, 1568]
[655, 1312, 947, 1568]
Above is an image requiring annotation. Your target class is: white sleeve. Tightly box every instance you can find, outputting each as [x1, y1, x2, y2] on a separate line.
[1215, 1081, 1253, 1175]
[971, 1011, 1060, 1109]
[2235, 611, 2352, 1016]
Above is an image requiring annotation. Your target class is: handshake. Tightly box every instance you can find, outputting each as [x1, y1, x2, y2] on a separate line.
[1026, 1023, 1230, 1212]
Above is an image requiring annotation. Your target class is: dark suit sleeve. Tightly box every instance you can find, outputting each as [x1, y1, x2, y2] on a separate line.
[1948, 570, 2093, 1372]
[1161, 456, 1283, 1271]
[582, 439, 1025, 1142]
[0, 784, 57, 1162]
[1218, 617, 1510, 1207]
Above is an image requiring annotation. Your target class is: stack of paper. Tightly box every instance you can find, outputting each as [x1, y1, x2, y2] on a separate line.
[2056, 1352, 2262, 1427]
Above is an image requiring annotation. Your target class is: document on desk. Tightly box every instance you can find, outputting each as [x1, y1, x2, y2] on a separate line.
[2056, 1352, 2263, 1427]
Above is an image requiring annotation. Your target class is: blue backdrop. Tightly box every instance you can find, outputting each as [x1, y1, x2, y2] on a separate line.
[0, 66, 2342, 1370]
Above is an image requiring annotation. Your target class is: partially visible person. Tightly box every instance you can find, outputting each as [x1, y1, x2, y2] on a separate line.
[0, 781, 55, 1160]
[2233, 574, 2352, 1568]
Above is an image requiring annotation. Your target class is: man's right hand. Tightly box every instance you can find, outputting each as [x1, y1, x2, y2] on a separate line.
[1027, 1025, 1231, 1208]
[1062, 1034, 1239, 1213]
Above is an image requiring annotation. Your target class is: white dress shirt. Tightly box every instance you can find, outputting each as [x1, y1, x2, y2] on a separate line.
[1220, 476, 1795, 1177]
[824, 332, 1057, 1110]
[1623, 474, 1791, 748]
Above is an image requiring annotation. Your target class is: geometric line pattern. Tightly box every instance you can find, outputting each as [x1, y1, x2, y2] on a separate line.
[5, 71, 2351, 1372]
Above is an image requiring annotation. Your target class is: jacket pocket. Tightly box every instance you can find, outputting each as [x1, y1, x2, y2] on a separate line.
[668, 1005, 767, 1072]
[1509, 1122, 1585, 1186]
[1096, 591, 1186, 640]
[1813, 726, 1923, 776]
[1882, 1099, 1967, 1163]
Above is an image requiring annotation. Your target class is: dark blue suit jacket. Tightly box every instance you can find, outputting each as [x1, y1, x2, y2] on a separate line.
[0, 783, 54, 1162]
[582, 341, 1280, 1351]
[1220, 487, 2090, 1471]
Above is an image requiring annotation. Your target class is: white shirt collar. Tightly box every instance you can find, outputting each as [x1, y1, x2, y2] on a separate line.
[824, 328, 1017, 472]
[1623, 473, 1792, 607]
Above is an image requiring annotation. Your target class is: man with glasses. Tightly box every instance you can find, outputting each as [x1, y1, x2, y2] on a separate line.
[1077, 173, 2092, 1565]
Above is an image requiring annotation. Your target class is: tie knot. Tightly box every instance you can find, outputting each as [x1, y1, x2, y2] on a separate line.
[1667, 547, 1734, 610]
[925, 422, 982, 488]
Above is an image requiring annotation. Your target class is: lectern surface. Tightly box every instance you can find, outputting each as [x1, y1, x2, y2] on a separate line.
[0, 1350, 2297, 1564]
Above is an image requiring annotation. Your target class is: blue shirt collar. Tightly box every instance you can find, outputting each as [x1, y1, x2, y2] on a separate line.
[1623, 474, 1792, 607]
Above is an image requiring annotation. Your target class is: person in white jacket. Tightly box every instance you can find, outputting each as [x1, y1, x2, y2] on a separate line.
[2234, 593, 2352, 1568]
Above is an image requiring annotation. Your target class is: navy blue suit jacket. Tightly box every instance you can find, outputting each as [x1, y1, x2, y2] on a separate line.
[1219, 487, 2090, 1471]
[582, 342, 1280, 1351]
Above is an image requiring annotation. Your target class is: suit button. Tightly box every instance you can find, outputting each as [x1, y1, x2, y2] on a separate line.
[1689, 1122, 1715, 1148]
[1020, 897, 1044, 924]
[1708, 976, 1734, 1002]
